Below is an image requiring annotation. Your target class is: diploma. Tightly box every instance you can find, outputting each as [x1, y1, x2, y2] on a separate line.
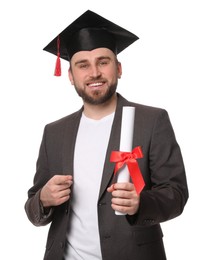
[115, 106, 135, 215]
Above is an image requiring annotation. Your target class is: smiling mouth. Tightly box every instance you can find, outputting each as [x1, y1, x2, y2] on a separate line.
[86, 81, 106, 88]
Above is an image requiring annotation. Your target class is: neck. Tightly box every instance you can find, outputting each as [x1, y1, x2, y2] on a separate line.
[83, 93, 117, 120]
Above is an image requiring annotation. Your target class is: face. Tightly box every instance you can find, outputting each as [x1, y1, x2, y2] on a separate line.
[68, 48, 122, 105]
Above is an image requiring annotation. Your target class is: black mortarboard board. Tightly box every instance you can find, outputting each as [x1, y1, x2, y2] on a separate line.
[43, 10, 139, 75]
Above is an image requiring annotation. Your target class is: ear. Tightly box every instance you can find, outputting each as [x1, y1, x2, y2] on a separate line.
[68, 68, 74, 85]
[117, 62, 122, 79]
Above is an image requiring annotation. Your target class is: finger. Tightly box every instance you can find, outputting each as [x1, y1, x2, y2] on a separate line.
[59, 188, 72, 198]
[112, 189, 132, 199]
[58, 181, 73, 191]
[107, 184, 115, 193]
[111, 200, 139, 215]
[112, 197, 132, 207]
[110, 203, 130, 214]
[53, 195, 70, 206]
[52, 175, 73, 185]
[113, 182, 134, 191]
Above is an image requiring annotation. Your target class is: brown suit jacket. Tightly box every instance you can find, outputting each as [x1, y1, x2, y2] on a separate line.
[25, 93, 188, 260]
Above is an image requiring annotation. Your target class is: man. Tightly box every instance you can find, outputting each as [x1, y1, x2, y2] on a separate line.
[25, 10, 188, 260]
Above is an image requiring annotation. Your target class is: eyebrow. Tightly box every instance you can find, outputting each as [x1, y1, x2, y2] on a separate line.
[74, 56, 111, 66]
[74, 59, 88, 66]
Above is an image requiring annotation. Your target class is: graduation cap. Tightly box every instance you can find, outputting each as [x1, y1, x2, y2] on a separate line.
[43, 10, 139, 76]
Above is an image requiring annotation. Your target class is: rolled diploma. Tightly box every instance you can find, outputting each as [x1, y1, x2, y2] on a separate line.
[115, 106, 135, 215]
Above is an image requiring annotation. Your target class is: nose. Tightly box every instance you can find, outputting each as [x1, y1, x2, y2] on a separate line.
[90, 65, 101, 78]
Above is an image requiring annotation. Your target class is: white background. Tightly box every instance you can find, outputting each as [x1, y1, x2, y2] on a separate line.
[1, 0, 204, 259]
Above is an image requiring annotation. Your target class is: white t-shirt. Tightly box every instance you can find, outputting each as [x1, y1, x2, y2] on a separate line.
[64, 112, 114, 260]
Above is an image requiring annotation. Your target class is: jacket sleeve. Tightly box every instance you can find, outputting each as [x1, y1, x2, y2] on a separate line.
[24, 126, 54, 226]
[24, 189, 54, 226]
[127, 109, 189, 226]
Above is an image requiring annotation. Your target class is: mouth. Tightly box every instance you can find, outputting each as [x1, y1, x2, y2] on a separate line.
[86, 81, 106, 88]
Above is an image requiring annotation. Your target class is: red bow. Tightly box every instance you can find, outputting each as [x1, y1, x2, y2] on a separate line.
[110, 146, 145, 194]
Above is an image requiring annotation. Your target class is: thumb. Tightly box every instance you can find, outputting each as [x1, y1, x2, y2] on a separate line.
[107, 184, 115, 193]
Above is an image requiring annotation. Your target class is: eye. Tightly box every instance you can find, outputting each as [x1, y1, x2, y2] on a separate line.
[78, 63, 89, 69]
[99, 59, 110, 66]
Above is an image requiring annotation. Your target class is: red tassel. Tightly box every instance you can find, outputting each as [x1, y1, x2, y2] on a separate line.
[54, 36, 61, 76]
[54, 54, 61, 76]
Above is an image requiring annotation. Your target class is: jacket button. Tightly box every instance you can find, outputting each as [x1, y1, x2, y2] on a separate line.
[98, 202, 106, 206]
[103, 235, 111, 239]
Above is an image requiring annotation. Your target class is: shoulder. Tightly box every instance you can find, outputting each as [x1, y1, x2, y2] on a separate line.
[133, 103, 169, 123]
[44, 109, 82, 134]
[117, 93, 168, 119]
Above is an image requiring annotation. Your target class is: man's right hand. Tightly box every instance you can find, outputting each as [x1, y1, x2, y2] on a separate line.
[40, 175, 73, 207]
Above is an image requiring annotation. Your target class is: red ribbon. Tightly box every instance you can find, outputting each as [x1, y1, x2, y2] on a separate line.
[110, 146, 145, 194]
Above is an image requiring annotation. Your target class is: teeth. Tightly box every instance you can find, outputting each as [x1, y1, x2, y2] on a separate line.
[88, 82, 103, 87]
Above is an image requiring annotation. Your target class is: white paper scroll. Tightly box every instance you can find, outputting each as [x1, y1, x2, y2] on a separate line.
[115, 106, 135, 215]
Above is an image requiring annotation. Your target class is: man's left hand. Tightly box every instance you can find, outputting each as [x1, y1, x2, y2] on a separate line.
[107, 182, 140, 215]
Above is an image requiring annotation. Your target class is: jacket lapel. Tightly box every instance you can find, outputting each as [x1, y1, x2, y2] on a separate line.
[98, 94, 129, 199]
[62, 109, 82, 174]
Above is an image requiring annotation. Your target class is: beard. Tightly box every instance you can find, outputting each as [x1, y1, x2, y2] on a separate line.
[74, 82, 117, 105]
